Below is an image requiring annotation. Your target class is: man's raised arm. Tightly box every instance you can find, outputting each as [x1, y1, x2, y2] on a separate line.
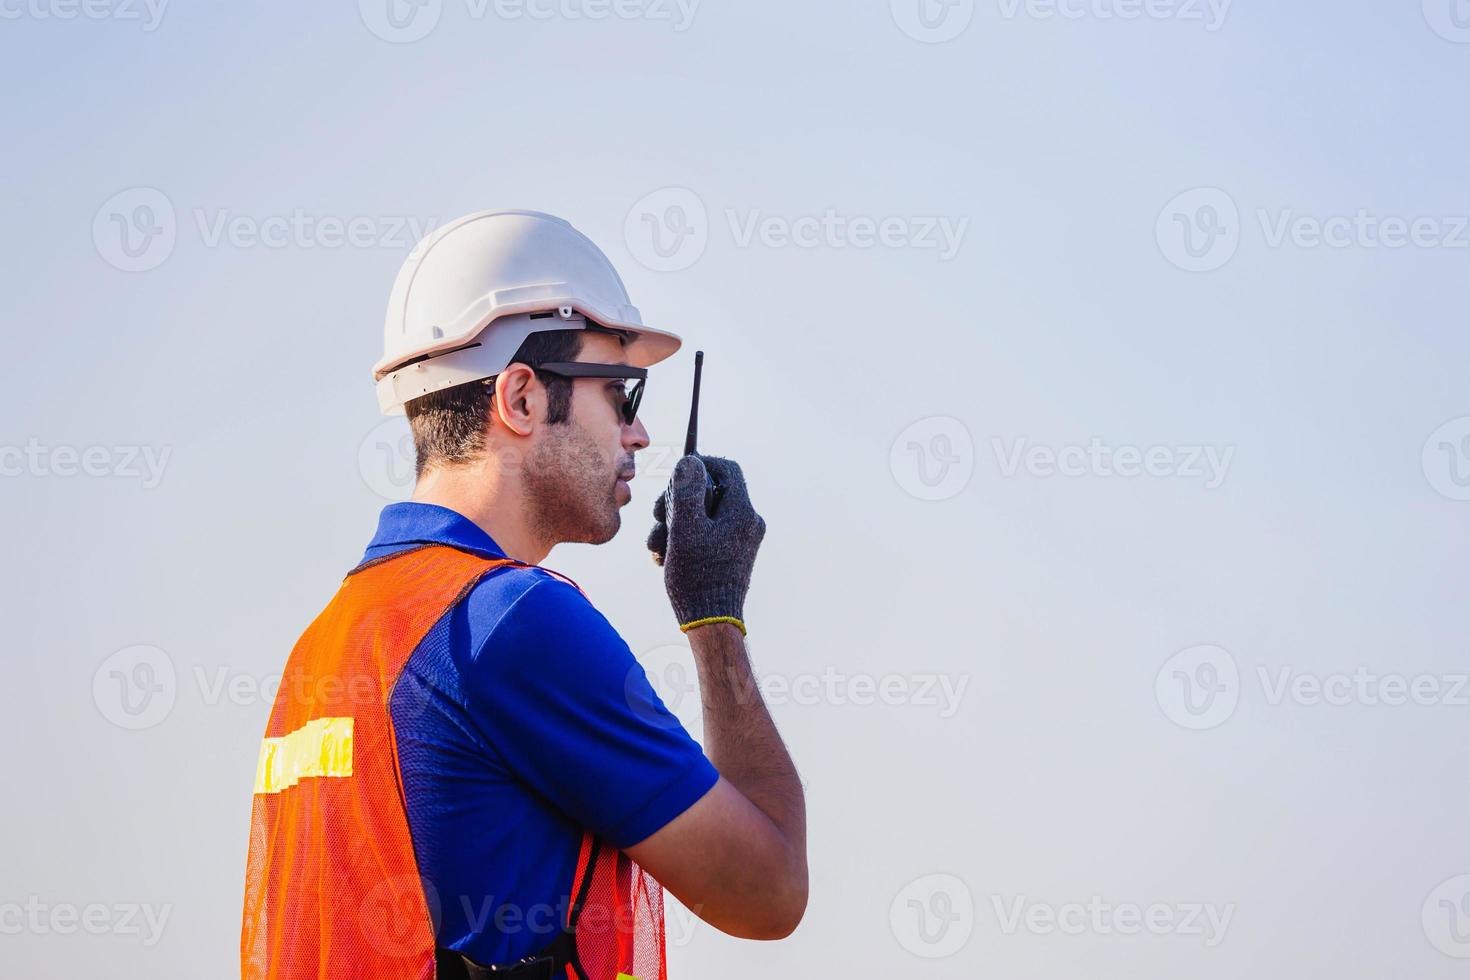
[632, 455, 808, 940]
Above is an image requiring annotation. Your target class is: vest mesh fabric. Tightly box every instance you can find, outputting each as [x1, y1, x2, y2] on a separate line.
[242, 545, 668, 980]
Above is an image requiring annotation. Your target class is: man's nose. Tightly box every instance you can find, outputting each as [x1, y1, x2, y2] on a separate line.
[624, 416, 650, 453]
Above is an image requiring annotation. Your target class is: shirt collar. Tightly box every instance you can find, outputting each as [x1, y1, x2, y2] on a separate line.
[362, 502, 508, 563]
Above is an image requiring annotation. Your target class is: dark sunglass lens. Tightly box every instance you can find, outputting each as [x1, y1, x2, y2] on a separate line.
[622, 379, 645, 425]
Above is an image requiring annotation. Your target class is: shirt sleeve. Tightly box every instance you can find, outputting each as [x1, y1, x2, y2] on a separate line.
[461, 575, 719, 849]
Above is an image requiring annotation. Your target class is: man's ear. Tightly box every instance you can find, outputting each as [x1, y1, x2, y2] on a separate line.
[491, 364, 541, 437]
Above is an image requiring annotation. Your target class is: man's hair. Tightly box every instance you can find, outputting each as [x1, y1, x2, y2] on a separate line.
[406, 328, 584, 475]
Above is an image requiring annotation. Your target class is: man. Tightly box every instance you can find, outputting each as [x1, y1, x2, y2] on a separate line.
[241, 210, 806, 980]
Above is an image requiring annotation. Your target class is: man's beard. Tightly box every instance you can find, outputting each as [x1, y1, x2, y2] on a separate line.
[523, 422, 624, 547]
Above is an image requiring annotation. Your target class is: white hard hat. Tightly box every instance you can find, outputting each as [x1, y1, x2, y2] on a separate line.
[374, 209, 682, 414]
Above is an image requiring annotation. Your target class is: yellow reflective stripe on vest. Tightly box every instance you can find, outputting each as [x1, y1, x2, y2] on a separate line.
[615, 974, 640, 980]
[254, 717, 354, 794]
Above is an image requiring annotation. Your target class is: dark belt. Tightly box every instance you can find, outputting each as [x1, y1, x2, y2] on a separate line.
[436, 931, 579, 980]
[436, 837, 597, 979]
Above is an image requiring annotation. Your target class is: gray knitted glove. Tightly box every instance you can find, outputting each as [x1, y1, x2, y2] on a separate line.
[646, 455, 766, 633]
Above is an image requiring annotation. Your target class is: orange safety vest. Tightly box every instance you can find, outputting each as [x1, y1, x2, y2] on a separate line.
[241, 544, 668, 980]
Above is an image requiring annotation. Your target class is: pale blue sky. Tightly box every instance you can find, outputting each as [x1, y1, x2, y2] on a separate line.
[2, 1, 1468, 977]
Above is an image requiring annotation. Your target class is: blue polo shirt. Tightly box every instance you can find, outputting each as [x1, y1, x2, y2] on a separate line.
[363, 502, 718, 966]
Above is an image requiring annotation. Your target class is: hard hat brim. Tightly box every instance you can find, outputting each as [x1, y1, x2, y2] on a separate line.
[375, 308, 682, 415]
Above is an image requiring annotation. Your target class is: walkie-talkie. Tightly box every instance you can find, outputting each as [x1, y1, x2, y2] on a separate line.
[684, 350, 725, 517]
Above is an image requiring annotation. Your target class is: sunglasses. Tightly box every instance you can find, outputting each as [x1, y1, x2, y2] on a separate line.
[533, 361, 648, 426]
